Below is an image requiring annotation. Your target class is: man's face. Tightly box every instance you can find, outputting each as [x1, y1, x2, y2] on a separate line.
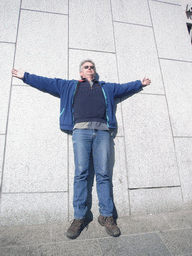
[79, 62, 95, 80]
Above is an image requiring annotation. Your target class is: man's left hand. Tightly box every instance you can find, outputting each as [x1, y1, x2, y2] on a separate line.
[142, 77, 151, 86]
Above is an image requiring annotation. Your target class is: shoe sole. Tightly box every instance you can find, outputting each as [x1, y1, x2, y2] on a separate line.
[106, 228, 121, 237]
[66, 232, 80, 239]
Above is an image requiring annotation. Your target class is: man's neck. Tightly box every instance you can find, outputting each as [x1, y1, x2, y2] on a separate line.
[83, 75, 94, 83]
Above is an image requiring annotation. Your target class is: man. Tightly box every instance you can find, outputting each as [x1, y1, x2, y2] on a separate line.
[12, 60, 151, 239]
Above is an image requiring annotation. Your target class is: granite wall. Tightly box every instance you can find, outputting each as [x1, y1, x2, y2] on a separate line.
[0, 0, 192, 225]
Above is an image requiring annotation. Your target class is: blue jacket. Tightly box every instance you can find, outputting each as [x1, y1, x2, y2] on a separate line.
[23, 72, 142, 131]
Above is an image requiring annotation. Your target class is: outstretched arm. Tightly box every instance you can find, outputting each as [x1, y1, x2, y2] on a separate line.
[11, 68, 66, 97]
[12, 68, 25, 79]
[112, 76, 151, 98]
[142, 77, 151, 87]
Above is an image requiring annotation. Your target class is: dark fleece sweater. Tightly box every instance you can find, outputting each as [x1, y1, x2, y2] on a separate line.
[73, 79, 107, 124]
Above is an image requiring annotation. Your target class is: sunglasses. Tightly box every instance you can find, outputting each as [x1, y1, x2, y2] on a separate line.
[83, 65, 95, 70]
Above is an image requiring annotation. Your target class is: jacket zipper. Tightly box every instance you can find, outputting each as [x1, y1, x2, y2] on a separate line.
[72, 80, 79, 126]
[100, 83, 110, 128]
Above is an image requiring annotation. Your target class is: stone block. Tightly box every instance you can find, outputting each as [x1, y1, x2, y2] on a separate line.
[0, 224, 51, 247]
[0, 136, 5, 182]
[111, 137, 130, 217]
[22, 0, 68, 14]
[162, 210, 192, 229]
[160, 59, 192, 136]
[175, 138, 192, 205]
[0, 43, 15, 134]
[114, 100, 124, 137]
[130, 187, 183, 215]
[159, 229, 192, 255]
[68, 135, 75, 220]
[29, 240, 102, 256]
[118, 214, 172, 235]
[99, 233, 171, 255]
[122, 94, 180, 188]
[114, 22, 164, 95]
[0, 192, 68, 225]
[111, 0, 151, 26]
[149, 1, 192, 61]
[0, 0, 20, 42]
[3, 86, 68, 193]
[150, 0, 181, 4]
[69, 0, 115, 52]
[68, 136, 129, 219]
[13, 10, 68, 85]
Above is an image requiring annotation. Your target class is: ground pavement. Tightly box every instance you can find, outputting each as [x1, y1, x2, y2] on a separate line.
[1, 209, 192, 255]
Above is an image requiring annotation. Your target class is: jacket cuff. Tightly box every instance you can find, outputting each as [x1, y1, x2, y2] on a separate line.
[22, 72, 28, 83]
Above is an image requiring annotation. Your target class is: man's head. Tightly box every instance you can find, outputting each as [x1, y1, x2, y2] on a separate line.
[79, 60, 96, 81]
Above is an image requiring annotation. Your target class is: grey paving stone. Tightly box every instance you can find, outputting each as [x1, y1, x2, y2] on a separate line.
[159, 228, 192, 255]
[163, 210, 192, 229]
[50, 214, 172, 242]
[1, 210, 192, 255]
[27, 240, 102, 256]
[117, 214, 172, 235]
[0, 245, 30, 256]
[98, 233, 171, 255]
[0, 224, 51, 247]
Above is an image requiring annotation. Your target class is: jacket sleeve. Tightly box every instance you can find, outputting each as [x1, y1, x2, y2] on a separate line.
[112, 80, 142, 98]
[23, 72, 67, 98]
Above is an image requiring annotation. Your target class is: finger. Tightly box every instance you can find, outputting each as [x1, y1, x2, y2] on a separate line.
[12, 70, 18, 75]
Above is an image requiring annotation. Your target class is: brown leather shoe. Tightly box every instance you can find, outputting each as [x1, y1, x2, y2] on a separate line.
[98, 215, 121, 237]
[66, 218, 87, 239]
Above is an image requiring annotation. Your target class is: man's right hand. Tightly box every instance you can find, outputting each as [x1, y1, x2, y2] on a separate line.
[12, 68, 25, 79]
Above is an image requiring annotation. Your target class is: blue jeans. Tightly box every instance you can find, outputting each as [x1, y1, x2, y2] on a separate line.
[72, 129, 114, 219]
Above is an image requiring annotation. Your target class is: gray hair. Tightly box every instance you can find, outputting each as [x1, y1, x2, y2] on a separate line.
[79, 59, 96, 73]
